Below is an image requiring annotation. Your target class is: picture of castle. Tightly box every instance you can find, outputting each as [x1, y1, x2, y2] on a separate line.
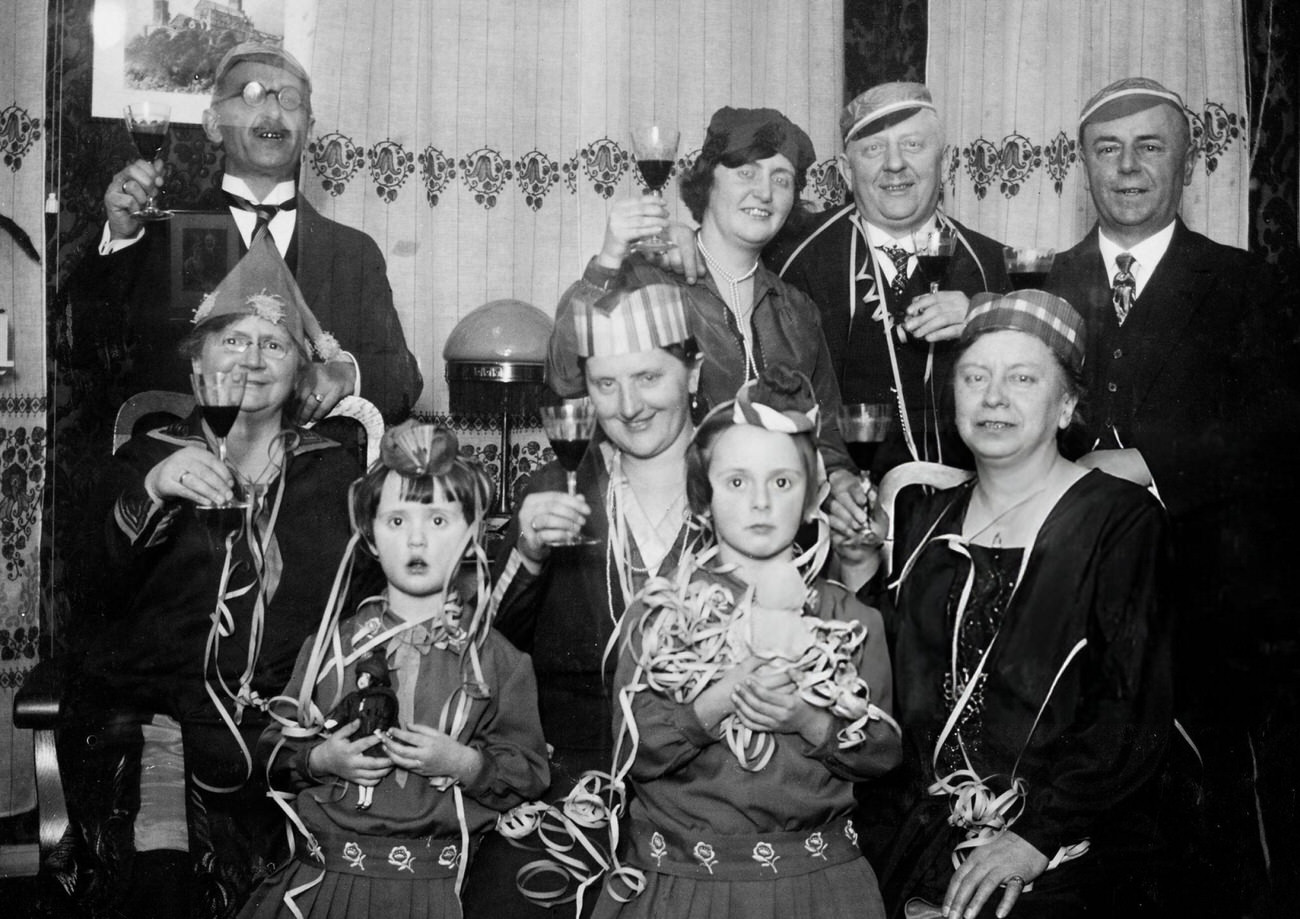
[125, 0, 284, 94]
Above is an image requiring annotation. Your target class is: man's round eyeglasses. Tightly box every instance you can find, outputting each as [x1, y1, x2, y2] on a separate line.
[220, 334, 292, 361]
[218, 81, 305, 112]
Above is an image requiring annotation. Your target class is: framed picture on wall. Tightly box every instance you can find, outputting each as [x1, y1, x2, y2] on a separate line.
[168, 212, 241, 321]
[91, 0, 316, 125]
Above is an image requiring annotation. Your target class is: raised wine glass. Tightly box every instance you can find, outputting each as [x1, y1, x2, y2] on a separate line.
[1002, 246, 1055, 290]
[123, 102, 173, 221]
[835, 403, 894, 545]
[191, 370, 249, 510]
[913, 225, 957, 294]
[630, 124, 680, 253]
[540, 399, 599, 546]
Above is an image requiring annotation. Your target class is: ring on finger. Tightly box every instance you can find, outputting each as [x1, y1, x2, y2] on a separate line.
[531, 516, 542, 532]
[1005, 875, 1026, 888]
[312, 392, 324, 404]
[179, 471, 189, 485]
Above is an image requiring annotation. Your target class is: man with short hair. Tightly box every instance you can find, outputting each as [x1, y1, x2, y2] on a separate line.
[768, 82, 1010, 474]
[1049, 76, 1299, 915]
[68, 41, 422, 424]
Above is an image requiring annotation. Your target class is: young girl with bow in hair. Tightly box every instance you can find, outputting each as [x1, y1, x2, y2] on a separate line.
[239, 423, 549, 919]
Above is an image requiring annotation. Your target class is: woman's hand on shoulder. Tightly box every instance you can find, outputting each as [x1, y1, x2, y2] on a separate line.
[144, 445, 235, 507]
[308, 719, 394, 786]
[515, 490, 591, 566]
[943, 830, 1048, 919]
[598, 196, 670, 268]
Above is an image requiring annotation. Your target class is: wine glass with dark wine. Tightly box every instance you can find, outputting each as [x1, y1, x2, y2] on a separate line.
[630, 124, 680, 253]
[123, 102, 173, 221]
[913, 225, 957, 294]
[835, 403, 894, 545]
[1002, 246, 1055, 290]
[540, 399, 599, 546]
[191, 370, 249, 510]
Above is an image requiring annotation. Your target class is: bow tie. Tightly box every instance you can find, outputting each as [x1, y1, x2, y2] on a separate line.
[222, 191, 298, 241]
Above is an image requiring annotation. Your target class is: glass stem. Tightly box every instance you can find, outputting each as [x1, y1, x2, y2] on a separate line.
[566, 470, 579, 496]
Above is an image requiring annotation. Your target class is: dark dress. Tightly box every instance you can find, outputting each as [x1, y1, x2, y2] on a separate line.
[461, 443, 695, 919]
[877, 471, 1174, 917]
[59, 413, 365, 919]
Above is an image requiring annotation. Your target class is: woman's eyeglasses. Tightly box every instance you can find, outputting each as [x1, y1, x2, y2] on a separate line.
[220, 333, 292, 361]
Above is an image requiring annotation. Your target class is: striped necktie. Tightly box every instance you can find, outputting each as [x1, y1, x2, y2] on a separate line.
[222, 191, 298, 243]
[1112, 252, 1136, 326]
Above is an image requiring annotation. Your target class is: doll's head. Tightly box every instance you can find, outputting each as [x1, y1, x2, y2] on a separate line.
[355, 648, 390, 690]
[686, 365, 825, 563]
[351, 423, 493, 600]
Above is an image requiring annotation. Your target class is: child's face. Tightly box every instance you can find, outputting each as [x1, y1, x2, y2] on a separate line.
[706, 425, 808, 565]
[372, 472, 471, 603]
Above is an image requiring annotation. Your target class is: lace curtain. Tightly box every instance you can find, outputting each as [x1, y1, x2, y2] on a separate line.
[299, 0, 844, 414]
[927, 0, 1249, 252]
[0, 0, 46, 817]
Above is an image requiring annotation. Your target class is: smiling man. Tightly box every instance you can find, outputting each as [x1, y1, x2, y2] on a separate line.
[1049, 76, 1300, 916]
[768, 82, 1010, 476]
[67, 42, 422, 424]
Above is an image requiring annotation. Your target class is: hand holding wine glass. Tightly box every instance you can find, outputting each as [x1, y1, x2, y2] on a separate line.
[192, 370, 249, 510]
[123, 102, 173, 221]
[913, 225, 957, 294]
[835, 403, 894, 546]
[540, 400, 599, 546]
[629, 125, 680, 253]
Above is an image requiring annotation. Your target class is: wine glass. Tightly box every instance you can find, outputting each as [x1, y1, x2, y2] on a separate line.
[123, 102, 173, 221]
[835, 403, 894, 545]
[191, 370, 249, 510]
[629, 124, 680, 253]
[540, 400, 599, 546]
[1002, 246, 1055, 290]
[913, 225, 957, 294]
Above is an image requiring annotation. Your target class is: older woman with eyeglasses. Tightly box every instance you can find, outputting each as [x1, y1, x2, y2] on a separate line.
[59, 239, 372, 919]
[839, 292, 1175, 919]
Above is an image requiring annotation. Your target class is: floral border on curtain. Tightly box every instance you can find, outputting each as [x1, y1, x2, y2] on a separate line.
[2, 0, 47, 817]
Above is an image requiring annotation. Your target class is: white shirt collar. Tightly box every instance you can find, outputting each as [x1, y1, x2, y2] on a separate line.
[859, 214, 937, 253]
[1097, 221, 1176, 299]
[221, 175, 296, 206]
[221, 175, 298, 254]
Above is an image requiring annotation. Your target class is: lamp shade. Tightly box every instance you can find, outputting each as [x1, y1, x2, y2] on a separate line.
[443, 299, 554, 414]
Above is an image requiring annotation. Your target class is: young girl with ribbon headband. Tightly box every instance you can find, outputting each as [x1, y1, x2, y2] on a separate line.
[501, 365, 902, 918]
[241, 422, 549, 919]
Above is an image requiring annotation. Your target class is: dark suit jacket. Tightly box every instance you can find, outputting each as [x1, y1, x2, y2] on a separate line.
[66, 196, 422, 423]
[1048, 220, 1300, 712]
[766, 205, 1010, 472]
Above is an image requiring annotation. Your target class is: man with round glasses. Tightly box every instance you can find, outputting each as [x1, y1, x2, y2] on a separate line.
[68, 41, 422, 425]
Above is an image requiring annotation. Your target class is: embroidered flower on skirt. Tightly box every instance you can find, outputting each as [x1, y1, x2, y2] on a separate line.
[804, 832, 828, 860]
[343, 841, 366, 870]
[437, 844, 459, 869]
[387, 845, 415, 872]
[650, 832, 668, 867]
[752, 841, 781, 873]
[693, 842, 718, 874]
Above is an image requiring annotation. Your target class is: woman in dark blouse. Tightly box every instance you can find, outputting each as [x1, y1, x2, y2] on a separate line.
[839, 290, 1174, 919]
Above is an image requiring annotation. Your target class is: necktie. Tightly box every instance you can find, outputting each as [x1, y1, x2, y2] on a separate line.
[222, 191, 298, 242]
[879, 245, 912, 301]
[1112, 252, 1136, 326]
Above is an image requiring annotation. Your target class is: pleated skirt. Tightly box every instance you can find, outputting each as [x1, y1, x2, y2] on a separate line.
[237, 862, 461, 919]
[590, 856, 886, 919]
